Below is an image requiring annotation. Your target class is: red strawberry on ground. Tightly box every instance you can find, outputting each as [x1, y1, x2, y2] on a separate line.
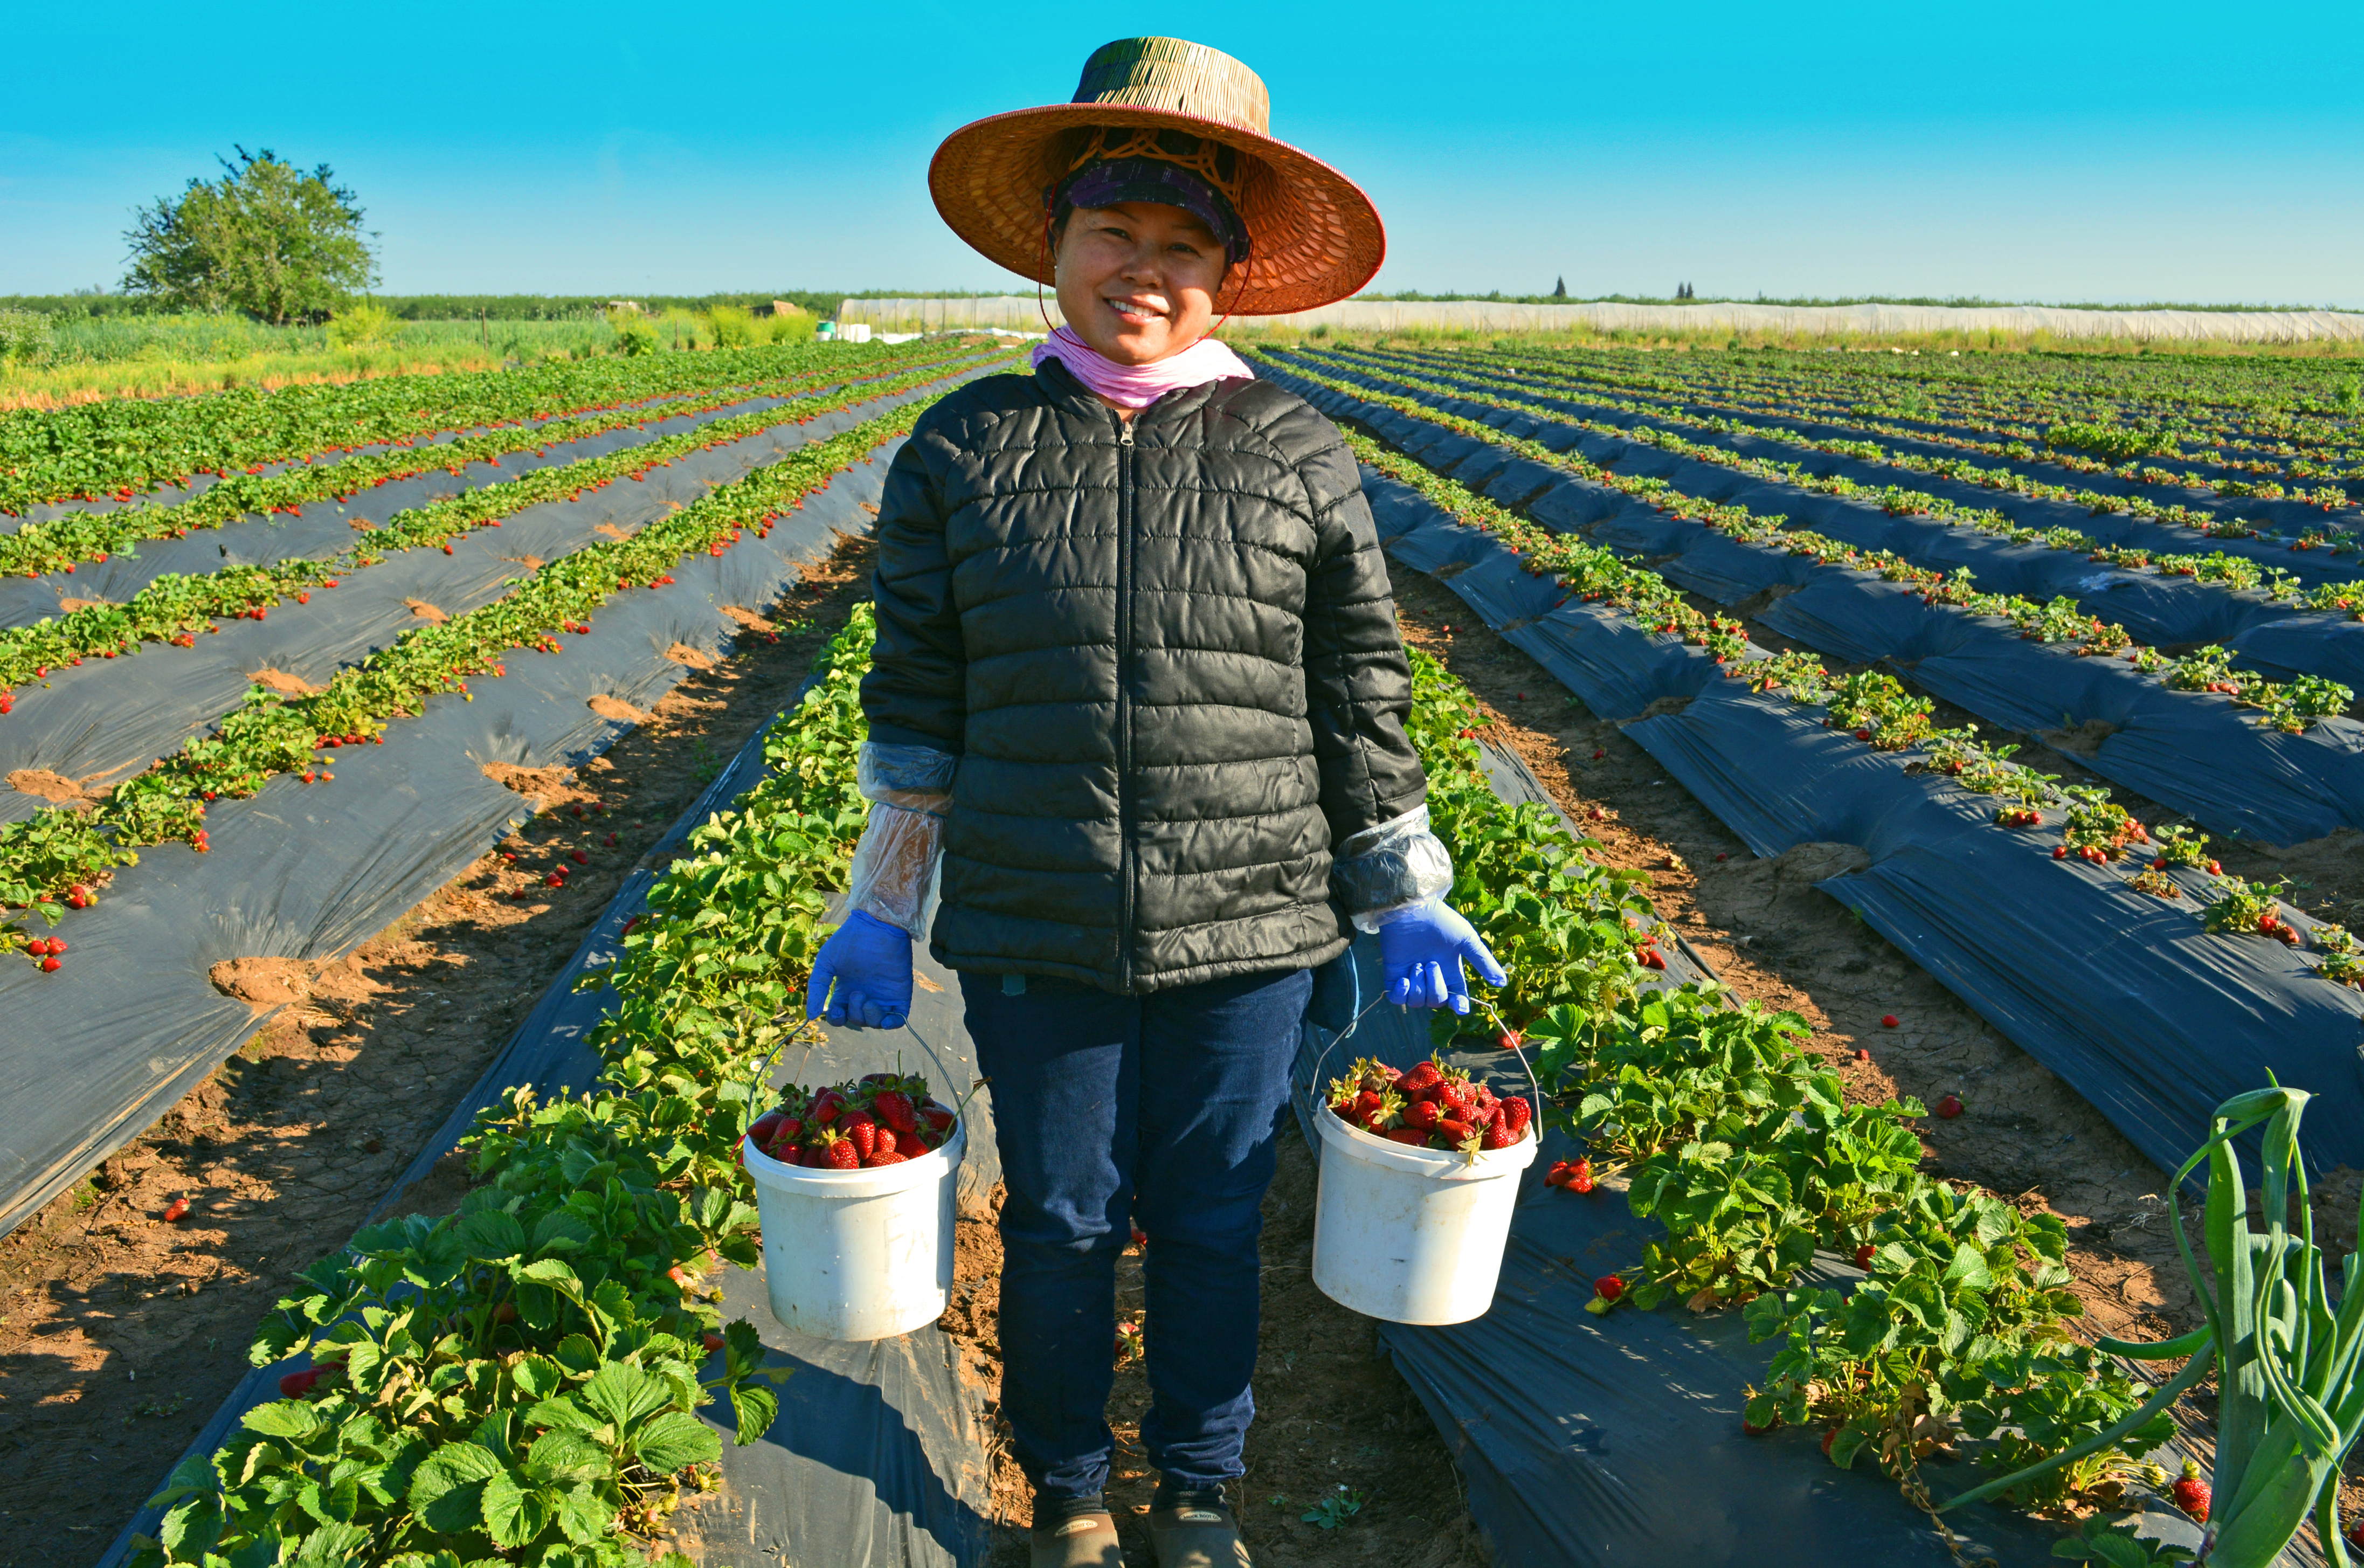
[2171, 1460, 2209, 1523]
[1935, 1095, 1964, 1119]
[1566, 1158, 1594, 1194]
[163, 1197, 190, 1222]
[1594, 1275, 1624, 1302]
[1881, 1014, 1899, 1028]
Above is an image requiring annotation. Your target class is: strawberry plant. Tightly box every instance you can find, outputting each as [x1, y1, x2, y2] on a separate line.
[129, 595, 891, 1566]
[0, 397, 948, 928]
[1938, 1084, 2364, 1567]
[0, 351, 1011, 691]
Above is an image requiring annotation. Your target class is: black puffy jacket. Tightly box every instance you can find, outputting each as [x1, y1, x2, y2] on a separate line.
[861, 358, 1427, 994]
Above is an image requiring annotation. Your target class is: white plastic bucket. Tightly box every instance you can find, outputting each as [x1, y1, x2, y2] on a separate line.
[1309, 1103, 1538, 1325]
[743, 1121, 965, 1341]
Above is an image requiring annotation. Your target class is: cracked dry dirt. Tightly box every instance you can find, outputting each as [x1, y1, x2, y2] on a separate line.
[0, 538, 878, 1566]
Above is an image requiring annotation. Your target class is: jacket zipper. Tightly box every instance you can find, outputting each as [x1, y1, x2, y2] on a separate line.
[1115, 415, 1137, 990]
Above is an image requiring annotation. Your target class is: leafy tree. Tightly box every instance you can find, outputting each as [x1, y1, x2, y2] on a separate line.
[122, 148, 378, 324]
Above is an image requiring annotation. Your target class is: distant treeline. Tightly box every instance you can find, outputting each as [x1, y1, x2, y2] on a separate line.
[1353, 289, 2358, 315]
[0, 289, 1034, 322]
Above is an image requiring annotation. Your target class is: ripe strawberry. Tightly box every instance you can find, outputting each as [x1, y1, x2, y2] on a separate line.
[1854, 1047, 1869, 1061]
[1499, 1096, 1532, 1137]
[1436, 1118, 1473, 1144]
[873, 1090, 918, 1135]
[1594, 1275, 1624, 1302]
[39, 956, 60, 973]
[702, 1331, 725, 1353]
[1936, 1095, 1963, 1119]
[1386, 1127, 1433, 1146]
[873, 1127, 897, 1157]
[1881, 1014, 1899, 1028]
[278, 1369, 327, 1399]
[864, 1150, 908, 1166]
[812, 1089, 846, 1125]
[1855, 1242, 1876, 1269]
[1131, 1226, 1149, 1249]
[749, 1111, 786, 1146]
[816, 1130, 859, 1170]
[163, 1197, 191, 1222]
[2052, 845, 2069, 859]
[842, 1112, 879, 1161]
[1404, 1100, 1441, 1131]
[2171, 1460, 2209, 1523]
[1566, 1157, 1594, 1194]
[1354, 1089, 1384, 1120]
[1821, 1427, 1840, 1457]
[1399, 1061, 1443, 1094]
[1497, 1030, 1523, 1052]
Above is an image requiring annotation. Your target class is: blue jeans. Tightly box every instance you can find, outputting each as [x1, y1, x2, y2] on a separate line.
[960, 965, 1312, 1501]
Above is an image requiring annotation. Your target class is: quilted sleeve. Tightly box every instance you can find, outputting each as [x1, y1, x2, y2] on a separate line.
[1297, 419, 1429, 845]
[860, 407, 968, 754]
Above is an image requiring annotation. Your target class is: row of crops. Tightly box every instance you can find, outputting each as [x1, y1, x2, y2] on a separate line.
[126, 593, 2230, 1565]
[1251, 340, 2364, 1194]
[0, 340, 1020, 1243]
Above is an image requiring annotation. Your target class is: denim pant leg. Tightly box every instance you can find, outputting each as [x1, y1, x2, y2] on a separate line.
[959, 974, 1138, 1500]
[1133, 967, 1311, 1488]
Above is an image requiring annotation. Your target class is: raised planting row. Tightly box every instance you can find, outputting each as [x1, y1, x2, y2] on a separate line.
[1264, 351, 2364, 844]
[1443, 339, 2362, 492]
[1384, 647, 2211, 1552]
[0, 338, 954, 517]
[0, 391, 956, 956]
[123, 608, 892, 1568]
[1315, 345, 2364, 598]
[1282, 366, 2364, 1184]
[1375, 343, 2360, 550]
[0, 340, 989, 579]
[0, 349, 1015, 697]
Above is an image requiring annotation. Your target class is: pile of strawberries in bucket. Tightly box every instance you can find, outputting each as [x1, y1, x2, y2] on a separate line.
[745, 1072, 958, 1170]
[1325, 1055, 1533, 1153]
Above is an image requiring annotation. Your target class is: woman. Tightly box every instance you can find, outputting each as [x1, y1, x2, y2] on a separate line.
[806, 38, 1502, 1568]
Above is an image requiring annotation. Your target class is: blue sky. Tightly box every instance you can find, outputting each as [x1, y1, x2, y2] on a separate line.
[6, 2, 2360, 308]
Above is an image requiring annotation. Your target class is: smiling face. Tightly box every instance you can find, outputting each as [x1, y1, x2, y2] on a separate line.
[1052, 200, 1229, 365]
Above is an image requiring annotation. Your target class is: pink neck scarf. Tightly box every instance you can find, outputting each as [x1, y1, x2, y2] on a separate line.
[1031, 326, 1254, 410]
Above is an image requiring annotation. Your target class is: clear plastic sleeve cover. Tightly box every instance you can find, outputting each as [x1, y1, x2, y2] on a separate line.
[1335, 804, 1455, 931]
[847, 743, 952, 935]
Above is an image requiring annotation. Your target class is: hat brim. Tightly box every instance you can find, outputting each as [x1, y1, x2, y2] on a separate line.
[929, 103, 1385, 317]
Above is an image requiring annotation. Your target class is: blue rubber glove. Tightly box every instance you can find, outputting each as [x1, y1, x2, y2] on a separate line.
[1376, 900, 1506, 1014]
[806, 910, 913, 1031]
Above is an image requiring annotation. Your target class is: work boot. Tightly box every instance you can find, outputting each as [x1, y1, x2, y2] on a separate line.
[1030, 1490, 1123, 1568]
[1148, 1481, 1250, 1568]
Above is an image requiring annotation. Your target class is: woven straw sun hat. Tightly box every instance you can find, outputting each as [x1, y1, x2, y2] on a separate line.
[929, 37, 1385, 317]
